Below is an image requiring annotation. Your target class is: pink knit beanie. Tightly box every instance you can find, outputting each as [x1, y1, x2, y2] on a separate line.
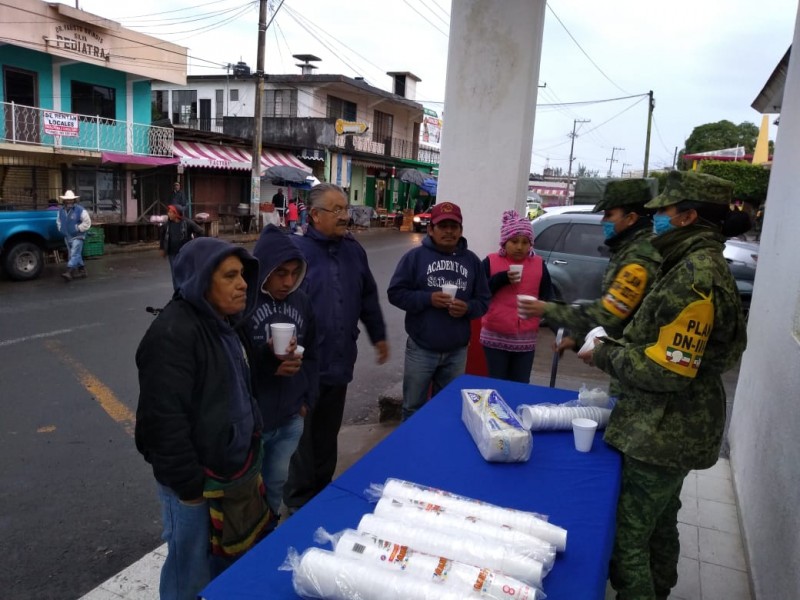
[498, 209, 533, 256]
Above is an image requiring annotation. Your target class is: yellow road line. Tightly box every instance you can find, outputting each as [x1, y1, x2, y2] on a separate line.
[44, 340, 135, 437]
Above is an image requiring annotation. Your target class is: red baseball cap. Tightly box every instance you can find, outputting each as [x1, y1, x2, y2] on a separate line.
[430, 202, 463, 225]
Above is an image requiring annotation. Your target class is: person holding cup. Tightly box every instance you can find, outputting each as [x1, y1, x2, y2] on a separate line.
[579, 171, 750, 600]
[479, 209, 554, 383]
[245, 225, 318, 517]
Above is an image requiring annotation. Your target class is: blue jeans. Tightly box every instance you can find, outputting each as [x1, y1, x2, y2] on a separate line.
[483, 346, 535, 384]
[402, 337, 467, 420]
[156, 483, 211, 600]
[65, 236, 85, 268]
[261, 415, 305, 513]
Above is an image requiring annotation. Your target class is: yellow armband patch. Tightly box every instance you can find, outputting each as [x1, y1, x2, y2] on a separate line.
[644, 292, 714, 377]
[601, 263, 648, 319]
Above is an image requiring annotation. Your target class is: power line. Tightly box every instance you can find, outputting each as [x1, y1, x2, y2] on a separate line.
[401, 0, 449, 37]
[415, 0, 450, 28]
[102, 0, 233, 21]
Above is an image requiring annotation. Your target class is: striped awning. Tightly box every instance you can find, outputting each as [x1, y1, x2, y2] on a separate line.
[172, 141, 310, 172]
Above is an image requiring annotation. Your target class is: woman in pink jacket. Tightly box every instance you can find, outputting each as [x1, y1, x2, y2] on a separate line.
[480, 210, 554, 383]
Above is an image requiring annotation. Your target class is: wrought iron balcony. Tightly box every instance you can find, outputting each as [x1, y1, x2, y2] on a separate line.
[171, 116, 226, 134]
[1, 101, 174, 157]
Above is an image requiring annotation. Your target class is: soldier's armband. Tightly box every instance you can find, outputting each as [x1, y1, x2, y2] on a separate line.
[601, 263, 649, 319]
[644, 291, 714, 378]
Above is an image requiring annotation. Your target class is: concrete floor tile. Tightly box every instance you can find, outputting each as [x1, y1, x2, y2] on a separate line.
[681, 472, 698, 498]
[94, 551, 163, 600]
[678, 522, 699, 559]
[698, 528, 747, 571]
[700, 562, 753, 600]
[698, 498, 741, 535]
[152, 543, 168, 557]
[78, 589, 125, 600]
[671, 556, 700, 600]
[696, 458, 732, 481]
[678, 494, 699, 526]
[696, 474, 735, 505]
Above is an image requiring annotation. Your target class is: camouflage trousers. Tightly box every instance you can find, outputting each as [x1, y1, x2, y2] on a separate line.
[609, 455, 689, 600]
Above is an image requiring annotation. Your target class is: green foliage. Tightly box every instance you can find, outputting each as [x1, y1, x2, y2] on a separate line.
[679, 120, 764, 169]
[698, 161, 770, 203]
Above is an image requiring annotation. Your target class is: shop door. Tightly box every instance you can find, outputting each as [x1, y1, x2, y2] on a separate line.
[3, 67, 39, 144]
[199, 99, 211, 131]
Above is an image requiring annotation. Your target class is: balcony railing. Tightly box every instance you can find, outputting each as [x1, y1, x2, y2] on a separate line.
[335, 133, 439, 165]
[173, 117, 226, 134]
[1, 101, 174, 157]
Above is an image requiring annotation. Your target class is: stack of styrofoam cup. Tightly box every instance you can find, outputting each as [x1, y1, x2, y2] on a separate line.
[516, 404, 611, 431]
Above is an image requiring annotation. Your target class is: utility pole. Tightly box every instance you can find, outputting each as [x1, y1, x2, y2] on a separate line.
[606, 147, 623, 177]
[567, 118, 590, 203]
[643, 90, 655, 177]
[250, 0, 268, 218]
[621, 162, 631, 177]
[672, 146, 678, 169]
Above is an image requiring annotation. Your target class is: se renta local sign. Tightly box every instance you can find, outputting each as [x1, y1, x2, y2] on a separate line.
[43, 111, 79, 137]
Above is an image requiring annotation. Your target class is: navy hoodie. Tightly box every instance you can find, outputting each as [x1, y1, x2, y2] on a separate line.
[135, 238, 262, 499]
[388, 235, 491, 352]
[247, 225, 318, 430]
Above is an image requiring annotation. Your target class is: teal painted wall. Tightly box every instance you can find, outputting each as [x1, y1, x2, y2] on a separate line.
[0, 46, 54, 109]
[60, 62, 127, 120]
[132, 80, 151, 125]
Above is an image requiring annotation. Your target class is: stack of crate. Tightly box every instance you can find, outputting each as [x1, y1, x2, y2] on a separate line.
[83, 226, 105, 258]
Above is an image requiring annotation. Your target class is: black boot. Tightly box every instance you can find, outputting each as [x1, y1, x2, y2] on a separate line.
[61, 268, 75, 281]
[76, 267, 88, 279]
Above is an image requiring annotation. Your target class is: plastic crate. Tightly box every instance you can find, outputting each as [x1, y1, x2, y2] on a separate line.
[83, 227, 105, 258]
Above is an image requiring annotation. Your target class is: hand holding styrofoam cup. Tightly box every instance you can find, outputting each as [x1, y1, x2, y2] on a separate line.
[508, 264, 523, 283]
[441, 283, 458, 300]
[517, 294, 537, 319]
[270, 323, 295, 356]
[577, 326, 608, 359]
[293, 344, 305, 358]
[572, 417, 598, 452]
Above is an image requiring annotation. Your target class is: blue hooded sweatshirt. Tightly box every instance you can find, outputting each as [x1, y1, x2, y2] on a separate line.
[388, 234, 491, 352]
[247, 225, 318, 430]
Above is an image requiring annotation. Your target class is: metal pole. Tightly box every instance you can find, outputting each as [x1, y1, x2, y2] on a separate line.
[250, 0, 268, 217]
[567, 118, 589, 197]
[643, 90, 654, 177]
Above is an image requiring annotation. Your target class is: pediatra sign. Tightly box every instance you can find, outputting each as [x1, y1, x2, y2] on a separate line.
[43, 111, 79, 137]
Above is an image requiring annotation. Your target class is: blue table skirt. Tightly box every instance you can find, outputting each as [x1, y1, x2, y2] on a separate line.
[202, 374, 621, 600]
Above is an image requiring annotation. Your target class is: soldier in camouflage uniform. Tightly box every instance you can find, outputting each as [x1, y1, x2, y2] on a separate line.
[525, 179, 661, 356]
[585, 171, 749, 600]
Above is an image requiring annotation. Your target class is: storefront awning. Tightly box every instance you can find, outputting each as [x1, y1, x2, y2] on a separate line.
[101, 152, 180, 167]
[173, 141, 309, 172]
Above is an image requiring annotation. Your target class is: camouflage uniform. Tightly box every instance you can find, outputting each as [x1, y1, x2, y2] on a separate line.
[593, 171, 748, 600]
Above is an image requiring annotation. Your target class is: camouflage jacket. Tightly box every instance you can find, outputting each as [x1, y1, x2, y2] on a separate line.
[593, 226, 747, 470]
[544, 222, 662, 343]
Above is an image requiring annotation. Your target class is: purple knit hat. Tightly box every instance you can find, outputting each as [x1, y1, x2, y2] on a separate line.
[498, 209, 533, 256]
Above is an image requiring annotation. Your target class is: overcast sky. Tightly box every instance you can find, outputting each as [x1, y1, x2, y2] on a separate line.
[75, 0, 796, 175]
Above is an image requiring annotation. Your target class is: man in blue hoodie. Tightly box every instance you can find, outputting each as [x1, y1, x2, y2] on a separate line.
[388, 201, 491, 420]
[246, 225, 318, 516]
[135, 238, 271, 600]
[284, 183, 389, 512]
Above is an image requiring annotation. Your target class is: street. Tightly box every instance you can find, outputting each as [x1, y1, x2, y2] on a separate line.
[0, 227, 738, 599]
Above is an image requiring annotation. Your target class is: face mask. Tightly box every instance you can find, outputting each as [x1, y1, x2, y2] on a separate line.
[602, 221, 617, 240]
[653, 214, 676, 236]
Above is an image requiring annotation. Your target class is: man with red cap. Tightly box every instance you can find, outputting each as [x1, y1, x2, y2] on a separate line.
[388, 201, 491, 420]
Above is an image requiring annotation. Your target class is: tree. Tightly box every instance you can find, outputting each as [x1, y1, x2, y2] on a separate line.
[576, 163, 600, 178]
[681, 120, 760, 158]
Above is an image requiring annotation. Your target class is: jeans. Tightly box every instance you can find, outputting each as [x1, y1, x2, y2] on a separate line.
[65, 236, 85, 269]
[284, 384, 348, 511]
[483, 346, 535, 384]
[156, 483, 211, 600]
[402, 337, 467, 420]
[261, 414, 305, 514]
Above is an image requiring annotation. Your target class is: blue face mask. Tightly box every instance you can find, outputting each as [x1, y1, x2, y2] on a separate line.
[653, 214, 676, 236]
[602, 221, 617, 240]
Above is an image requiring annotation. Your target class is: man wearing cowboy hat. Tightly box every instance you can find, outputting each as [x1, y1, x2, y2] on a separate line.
[56, 190, 91, 281]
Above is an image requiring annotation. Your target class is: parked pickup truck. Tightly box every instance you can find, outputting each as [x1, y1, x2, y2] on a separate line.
[0, 210, 63, 281]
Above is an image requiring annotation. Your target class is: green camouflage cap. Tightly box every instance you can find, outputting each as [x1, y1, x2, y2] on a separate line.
[593, 179, 655, 212]
[645, 170, 733, 208]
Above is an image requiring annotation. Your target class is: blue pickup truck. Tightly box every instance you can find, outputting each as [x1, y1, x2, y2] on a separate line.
[0, 210, 63, 281]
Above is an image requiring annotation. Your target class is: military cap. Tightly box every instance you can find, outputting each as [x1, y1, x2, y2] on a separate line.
[645, 170, 733, 209]
[593, 179, 655, 212]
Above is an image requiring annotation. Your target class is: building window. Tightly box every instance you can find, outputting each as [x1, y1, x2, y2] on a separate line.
[171, 90, 197, 125]
[265, 89, 297, 117]
[230, 89, 239, 102]
[327, 95, 357, 121]
[373, 110, 393, 144]
[151, 90, 168, 121]
[215, 89, 224, 119]
[71, 81, 116, 121]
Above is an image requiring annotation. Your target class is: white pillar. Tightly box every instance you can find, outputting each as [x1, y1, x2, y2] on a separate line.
[437, 0, 546, 258]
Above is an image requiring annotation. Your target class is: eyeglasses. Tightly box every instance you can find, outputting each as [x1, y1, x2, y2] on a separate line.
[315, 205, 350, 217]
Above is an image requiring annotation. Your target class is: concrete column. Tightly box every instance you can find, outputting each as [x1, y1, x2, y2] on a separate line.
[437, 0, 546, 258]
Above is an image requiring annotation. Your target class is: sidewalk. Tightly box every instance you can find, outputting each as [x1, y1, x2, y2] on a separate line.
[80, 421, 751, 600]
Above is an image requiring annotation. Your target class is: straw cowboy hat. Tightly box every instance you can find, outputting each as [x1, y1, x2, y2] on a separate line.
[59, 190, 79, 200]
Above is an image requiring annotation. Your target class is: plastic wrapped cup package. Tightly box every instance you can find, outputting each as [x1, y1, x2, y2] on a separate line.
[578, 326, 608, 356]
[334, 529, 545, 600]
[374, 497, 556, 569]
[516, 403, 611, 431]
[380, 478, 568, 552]
[270, 322, 295, 356]
[572, 418, 598, 452]
[292, 547, 465, 600]
[461, 389, 532, 462]
[357, 513, 545, 588]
